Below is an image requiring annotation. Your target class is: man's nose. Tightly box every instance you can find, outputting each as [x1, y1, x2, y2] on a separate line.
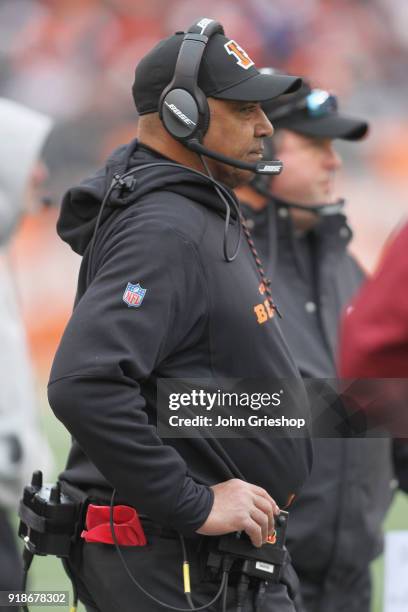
[255, 108, 274, 138]
[326, 144, 342, 170]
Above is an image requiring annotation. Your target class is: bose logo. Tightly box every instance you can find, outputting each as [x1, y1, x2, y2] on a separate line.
[164, 102, 196, 127]
[259, 165, 281, 173]
[255, 561, 275, 574]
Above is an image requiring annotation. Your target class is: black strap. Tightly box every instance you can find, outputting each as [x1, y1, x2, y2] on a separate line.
[18, 501, 47, 533]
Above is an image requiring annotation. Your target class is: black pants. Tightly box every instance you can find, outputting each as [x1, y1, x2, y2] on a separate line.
[64, 533, 300, 611]
[0, 509, 23, 612]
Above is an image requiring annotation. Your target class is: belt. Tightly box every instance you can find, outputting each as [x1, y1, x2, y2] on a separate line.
[60, 480, 180, 540]
[60, 481, 291, 591]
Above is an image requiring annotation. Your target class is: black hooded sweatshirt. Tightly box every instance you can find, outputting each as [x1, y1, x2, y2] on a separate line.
[48, 140, 312, 537]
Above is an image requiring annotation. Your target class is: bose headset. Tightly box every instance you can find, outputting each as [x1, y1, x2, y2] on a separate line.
[158, 18, 283, 176]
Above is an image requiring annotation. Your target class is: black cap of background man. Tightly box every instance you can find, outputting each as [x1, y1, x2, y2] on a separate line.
[262, 74, 368, 141]
[132, 33, 302, 115]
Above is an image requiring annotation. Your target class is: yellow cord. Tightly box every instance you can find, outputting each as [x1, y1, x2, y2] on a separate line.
[70, 606, 77, 612]
[183, 561, 191, 594]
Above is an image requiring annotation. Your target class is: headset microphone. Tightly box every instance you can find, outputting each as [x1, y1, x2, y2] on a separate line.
[286, 199, 345, 216]
[187, 138, 283, 175]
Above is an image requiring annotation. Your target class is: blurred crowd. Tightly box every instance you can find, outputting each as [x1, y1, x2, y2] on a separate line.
[0, 0, 407, 373]
[1, 0, 408, 189]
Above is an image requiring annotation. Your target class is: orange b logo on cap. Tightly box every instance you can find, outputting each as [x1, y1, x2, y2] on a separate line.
[224, 40, 255, 70]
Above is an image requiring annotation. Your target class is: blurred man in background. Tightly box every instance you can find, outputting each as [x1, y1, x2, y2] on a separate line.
[236, 82, 396, 612]
[340, 220, 408, 495]
[0, 98, 53, 605]
[340, 220, 408, 380]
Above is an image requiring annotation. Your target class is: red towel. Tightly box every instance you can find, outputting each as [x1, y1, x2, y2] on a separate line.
[81, 504, 147, 546]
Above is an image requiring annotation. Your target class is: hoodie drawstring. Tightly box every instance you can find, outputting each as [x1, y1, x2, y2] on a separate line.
[199, 154, 281, 318]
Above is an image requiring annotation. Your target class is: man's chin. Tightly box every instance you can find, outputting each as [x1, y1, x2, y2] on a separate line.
[227, 167, 255, 189]
[212, 162, 254, 189]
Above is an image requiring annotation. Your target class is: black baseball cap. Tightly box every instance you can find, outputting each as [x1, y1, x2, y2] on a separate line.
[132, 32, 302, 115]
[262, 79, 369, 141]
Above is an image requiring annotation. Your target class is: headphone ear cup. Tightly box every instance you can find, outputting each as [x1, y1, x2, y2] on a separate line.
[160, 88, 200, 141]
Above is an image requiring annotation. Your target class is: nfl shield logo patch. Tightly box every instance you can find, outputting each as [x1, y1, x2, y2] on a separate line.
[122, 282, 147, 308]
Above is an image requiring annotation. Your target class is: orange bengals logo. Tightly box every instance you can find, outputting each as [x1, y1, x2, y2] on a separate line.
[224, 40, 255, 70]
[254, 282, 275, 325]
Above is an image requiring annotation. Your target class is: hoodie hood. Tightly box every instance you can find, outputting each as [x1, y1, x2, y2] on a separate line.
[0, 98, 52, 246]
[58, 139, 237, 256]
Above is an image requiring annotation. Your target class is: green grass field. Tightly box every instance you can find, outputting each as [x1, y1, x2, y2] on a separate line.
[14, 401, 408, 612]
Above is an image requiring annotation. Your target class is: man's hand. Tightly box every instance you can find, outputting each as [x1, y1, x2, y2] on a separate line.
[196, 479, 280, 547]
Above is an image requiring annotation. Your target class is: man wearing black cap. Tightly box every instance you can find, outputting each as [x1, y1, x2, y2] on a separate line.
[47, 20, 311, 612]
[236, 82, 395, 612]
